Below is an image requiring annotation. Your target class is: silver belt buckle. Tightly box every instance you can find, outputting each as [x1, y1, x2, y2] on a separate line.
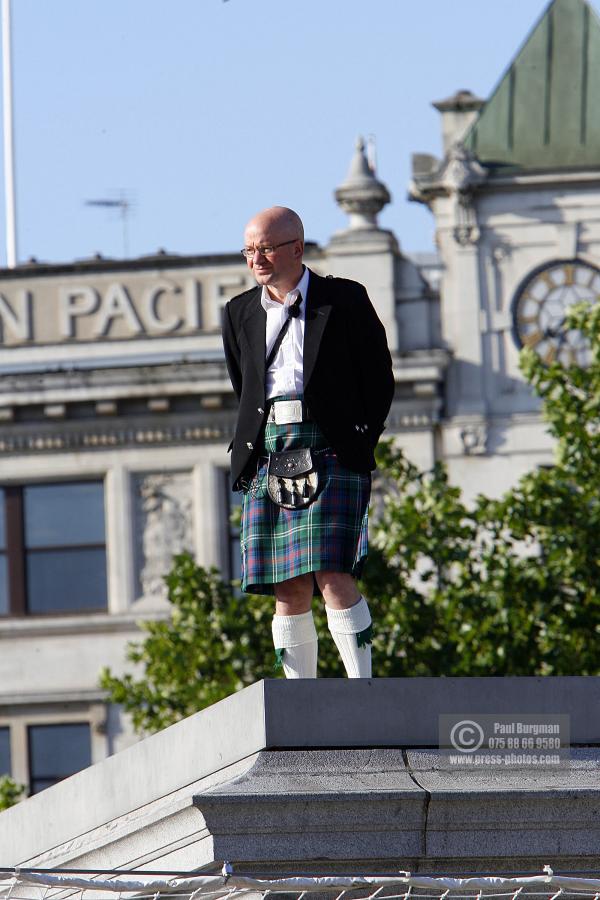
[273, 399, 303, 425]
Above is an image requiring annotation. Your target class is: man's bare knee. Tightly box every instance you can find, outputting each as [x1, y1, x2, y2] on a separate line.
[275, 573, 314, 615]
[315, 571, 360, 609]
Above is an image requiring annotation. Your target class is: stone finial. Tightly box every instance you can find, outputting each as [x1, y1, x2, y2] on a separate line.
[334, 136, 391, 230]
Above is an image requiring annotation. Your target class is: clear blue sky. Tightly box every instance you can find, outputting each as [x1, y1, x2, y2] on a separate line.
[2, 0, 550, 266]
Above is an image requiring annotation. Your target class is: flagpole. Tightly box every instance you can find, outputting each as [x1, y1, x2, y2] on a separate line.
[2, 0, 17, 268]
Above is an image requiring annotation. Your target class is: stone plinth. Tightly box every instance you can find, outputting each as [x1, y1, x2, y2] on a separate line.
[0, 677, 599, 874]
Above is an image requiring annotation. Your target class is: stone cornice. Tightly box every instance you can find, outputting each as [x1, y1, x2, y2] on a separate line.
[0, 359, 232, 406]
[412, 164, 600, 203]
[388, 402, 443, 429]
[0, 609, 168, 637]
[0, 402, 446, 454]
[392, 349, 450, 383]
[0, 243, 325, 281]
[0, 688, 108, 707]
[0, 412, 236, 455]
[388, 350, 449, 426]
[478, 167, 600, 193]
[0, 352, 449, 454]
[442, 410, 549, 429]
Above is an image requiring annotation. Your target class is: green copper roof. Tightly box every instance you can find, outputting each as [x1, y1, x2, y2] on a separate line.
[464, 0, 600, 170]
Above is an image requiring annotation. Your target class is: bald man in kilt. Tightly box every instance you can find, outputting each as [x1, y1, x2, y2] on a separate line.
[222, 207, 394, 678]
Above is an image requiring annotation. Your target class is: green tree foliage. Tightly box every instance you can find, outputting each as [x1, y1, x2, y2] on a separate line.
[0, 774, 25, 812]
[101, 304, 600, 732]
[366, 302, 600, 676]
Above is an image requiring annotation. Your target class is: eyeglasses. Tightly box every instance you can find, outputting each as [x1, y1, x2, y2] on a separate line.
[241, 239, 297, 259]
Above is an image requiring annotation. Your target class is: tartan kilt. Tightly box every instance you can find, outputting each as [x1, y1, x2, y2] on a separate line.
[240, 397, 371, 595]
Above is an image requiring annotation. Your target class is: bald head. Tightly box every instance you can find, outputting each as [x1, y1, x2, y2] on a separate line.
[244, 206, 304, 242]
[243, 206, 305, 301]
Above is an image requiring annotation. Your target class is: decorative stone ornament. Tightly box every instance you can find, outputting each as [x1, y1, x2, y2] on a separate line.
[135, 472, 193, 601]
[334, 136, 391, 230]
[440, 142, 487, 196]
[409, 141, 486, 245]
[409, 140, 486, 203]
[459, 422, 488, 456]
[439, 143, 486, 246]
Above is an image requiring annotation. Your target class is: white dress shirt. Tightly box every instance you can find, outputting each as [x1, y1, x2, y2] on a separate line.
[262, 266, 309, 400]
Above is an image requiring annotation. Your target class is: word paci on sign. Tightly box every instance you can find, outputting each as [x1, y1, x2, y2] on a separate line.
[0, 277, 203, 345]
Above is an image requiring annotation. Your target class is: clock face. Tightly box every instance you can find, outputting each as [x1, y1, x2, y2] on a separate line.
[512, 260, 600, 366]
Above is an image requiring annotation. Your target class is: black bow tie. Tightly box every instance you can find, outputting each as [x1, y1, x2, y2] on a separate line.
[288, 293, 303, 319]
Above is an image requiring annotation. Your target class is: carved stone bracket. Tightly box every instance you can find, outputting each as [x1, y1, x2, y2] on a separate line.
[453, 220, 480, 246]
[459, 422, 488, 455]
[410, 140, 487, 211]
[441, 142, 486, 194]
[446, 144, 486, 246]
[452, 196, 480, 245]
[492, 240, 513, 263]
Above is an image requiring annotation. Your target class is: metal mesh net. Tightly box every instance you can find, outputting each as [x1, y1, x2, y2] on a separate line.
[2, 867, 600, 900]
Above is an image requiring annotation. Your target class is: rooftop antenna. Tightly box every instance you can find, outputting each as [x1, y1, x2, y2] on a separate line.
[85, 191, 133, 258]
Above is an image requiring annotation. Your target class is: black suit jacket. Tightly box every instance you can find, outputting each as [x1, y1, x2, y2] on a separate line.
[222, 269, 395, 490]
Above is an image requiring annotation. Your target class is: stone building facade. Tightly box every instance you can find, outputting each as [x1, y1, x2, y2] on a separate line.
[1, 0, 599, 799]
[410, 0, 600, 498]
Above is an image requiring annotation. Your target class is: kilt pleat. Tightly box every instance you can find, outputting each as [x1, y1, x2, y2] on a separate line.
[240, 394, 370, 595]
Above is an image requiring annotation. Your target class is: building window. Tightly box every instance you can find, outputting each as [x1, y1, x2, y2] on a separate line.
[0, 481, 107, 616]
[28, 723, 91, 794]
[0, 726, 10, 775]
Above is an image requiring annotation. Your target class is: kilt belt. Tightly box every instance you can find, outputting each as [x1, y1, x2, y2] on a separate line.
[266, 398, 312, 425]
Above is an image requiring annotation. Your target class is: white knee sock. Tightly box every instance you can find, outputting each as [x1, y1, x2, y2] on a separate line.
[326, 596, 372, 678]
[272, 610, 318, 679]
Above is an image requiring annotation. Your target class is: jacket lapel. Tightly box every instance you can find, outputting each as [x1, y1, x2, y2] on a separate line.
[303, 270, 332, 388]
[240, 288, 267, 388]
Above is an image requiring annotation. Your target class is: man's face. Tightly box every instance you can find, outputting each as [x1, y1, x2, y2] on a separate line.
[243, 214, 303, 294]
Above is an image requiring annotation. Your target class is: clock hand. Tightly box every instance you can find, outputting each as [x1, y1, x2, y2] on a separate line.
[543, 316, 567, 339]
